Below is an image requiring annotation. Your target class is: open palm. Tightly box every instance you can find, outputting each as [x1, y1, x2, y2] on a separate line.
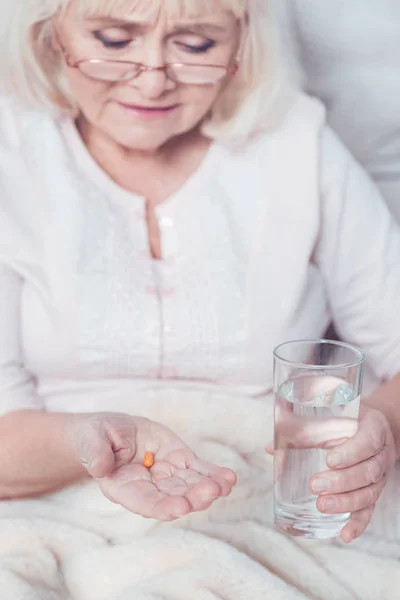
[76, 415, 237, 521]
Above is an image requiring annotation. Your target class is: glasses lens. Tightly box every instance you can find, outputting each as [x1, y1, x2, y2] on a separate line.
[77, 61, 229, 84]
[78, 60, 141, 81]
[167, 64, 228, 85]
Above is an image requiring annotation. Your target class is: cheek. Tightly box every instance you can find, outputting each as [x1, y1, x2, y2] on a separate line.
[66, 71, 111, 115]
[183, 85, 223, 119]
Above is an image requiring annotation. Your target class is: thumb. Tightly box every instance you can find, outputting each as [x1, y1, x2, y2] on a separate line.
[76, 427, 116, 479]
[84, 432, 116, 479]
[69, 414, 138, 479]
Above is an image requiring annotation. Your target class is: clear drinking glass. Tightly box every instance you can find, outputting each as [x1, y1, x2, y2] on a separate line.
[273, 339, 364, 539]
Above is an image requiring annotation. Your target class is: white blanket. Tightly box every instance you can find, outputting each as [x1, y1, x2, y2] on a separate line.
[0, 388, 399, 600]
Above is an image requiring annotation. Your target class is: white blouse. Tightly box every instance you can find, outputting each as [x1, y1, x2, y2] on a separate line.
[1, 93, 400, 415]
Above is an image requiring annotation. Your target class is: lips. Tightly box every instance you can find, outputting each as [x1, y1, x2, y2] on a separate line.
[118, 102, 178, 111]
[116, 101, 179, 120]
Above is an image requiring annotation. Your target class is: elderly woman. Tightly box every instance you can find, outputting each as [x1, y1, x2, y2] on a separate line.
[0, 0, 400, 549]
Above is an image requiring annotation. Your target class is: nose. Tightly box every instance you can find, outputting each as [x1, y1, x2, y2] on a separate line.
[129, 66, 173, 99]
[128, 40, 177, 98]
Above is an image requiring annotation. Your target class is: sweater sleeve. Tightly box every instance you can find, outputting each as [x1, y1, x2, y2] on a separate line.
[0, 96, 44, 415]
[0, 264, 44, 414]
[315, 127, 400, 380]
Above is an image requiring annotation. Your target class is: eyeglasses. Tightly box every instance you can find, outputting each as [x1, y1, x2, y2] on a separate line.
[66, 58, 238, 85]
[56, 31, 238, 86]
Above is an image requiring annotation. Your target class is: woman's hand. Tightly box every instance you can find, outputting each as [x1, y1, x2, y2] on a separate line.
[67, 413, 237, 521]
[309, 406, 396, 542]
[267, 405, 397, 542]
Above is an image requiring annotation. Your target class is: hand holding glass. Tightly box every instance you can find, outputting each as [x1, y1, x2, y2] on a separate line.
[273, 340, 364, 539]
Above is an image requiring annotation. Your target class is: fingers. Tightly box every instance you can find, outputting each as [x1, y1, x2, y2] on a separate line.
[326, 409, 388, 469]
[154, 451, 237, 512]
[275, 410, 357, 450]
[316, 475, 387, 515]
[163, 450, 236, 497]
[100, 465, 192, 521]
[152, 462, 223, 512]
[340, 505, 375, 543]
[307, 409, 395, 544]
[105, 457, 234, 520]
[310, 450, 389, 495]
[187, 457, 237, 497]
[179, 473, 222, 512]
[130, 480, 192, 521]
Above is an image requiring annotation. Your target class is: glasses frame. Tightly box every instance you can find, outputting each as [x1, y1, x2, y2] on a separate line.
[54, 29, 239, 85]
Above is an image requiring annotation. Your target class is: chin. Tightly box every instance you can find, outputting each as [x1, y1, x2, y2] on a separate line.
[119, 136, 170, 152]
[110, 125, 178, 152]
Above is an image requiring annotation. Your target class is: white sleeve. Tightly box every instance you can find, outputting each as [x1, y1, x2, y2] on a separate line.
[0, 263, 43, 415]
[0, 97, 44, 415]
[315, 128, 400, 380]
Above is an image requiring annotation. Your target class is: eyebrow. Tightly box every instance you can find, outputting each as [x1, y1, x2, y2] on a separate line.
[85, 17, 138, 26]
[85, 17, 228, 35]
[171, 24, 228, 35]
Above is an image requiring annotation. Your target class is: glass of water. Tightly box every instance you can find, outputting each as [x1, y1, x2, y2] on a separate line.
[273, 339, 364, 539]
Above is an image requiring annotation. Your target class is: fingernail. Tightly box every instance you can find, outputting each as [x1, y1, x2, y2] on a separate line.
[327, 452, 342, 467]
[312, 478, 331, 493]
[322, 498, 338, 511]
[345, 531, 355, 543]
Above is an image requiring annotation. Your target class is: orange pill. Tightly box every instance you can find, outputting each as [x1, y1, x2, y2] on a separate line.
[144, 452, 154, 468]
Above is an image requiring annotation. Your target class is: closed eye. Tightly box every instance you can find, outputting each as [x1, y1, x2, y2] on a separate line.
[177, 40, 216, 54]
[93, 31, 131, 49]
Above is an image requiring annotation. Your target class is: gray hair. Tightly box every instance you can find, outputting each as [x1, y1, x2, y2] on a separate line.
[0, 0, 297, 142]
